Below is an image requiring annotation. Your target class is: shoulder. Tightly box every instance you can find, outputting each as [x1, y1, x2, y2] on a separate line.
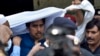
[18, 33, 30, 37]
[16, 33, 30, 39]
[80, 48, 94, 56]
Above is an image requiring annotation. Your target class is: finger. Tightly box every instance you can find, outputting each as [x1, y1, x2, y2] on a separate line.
[40, 46, 45, 49]
[37, 43, 41, 45]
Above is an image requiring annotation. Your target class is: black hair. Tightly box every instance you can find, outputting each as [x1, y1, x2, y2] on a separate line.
[86, 19, 100, 30]
[26, 18, 45, 28]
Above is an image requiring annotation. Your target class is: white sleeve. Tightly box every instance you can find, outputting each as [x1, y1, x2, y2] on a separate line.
[75, 0, 95, 41]
[6, 7, 64, 35]
[10, 45, 20, 56]
[64, 0, 95, 42]
[0, 14, 7, 25]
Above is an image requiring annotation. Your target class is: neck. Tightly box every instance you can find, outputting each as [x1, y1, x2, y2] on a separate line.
[30, 34, 42, 41]
[30, 34, 43, 44]
[34, 38, 40, 44]
[89, 41, 100, 52]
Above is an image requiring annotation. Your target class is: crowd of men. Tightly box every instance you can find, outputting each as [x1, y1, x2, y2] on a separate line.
[0, 0, 100, 56]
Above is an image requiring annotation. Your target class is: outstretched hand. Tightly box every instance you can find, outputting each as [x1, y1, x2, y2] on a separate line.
[27, 43, 45, 56]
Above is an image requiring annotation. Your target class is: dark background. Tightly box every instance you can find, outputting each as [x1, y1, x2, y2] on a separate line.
[0, 0, 97, 16]
[0, 0, 33, 16]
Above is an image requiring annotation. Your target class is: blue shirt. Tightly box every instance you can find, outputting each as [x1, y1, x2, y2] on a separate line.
[19, 33, 45, 56]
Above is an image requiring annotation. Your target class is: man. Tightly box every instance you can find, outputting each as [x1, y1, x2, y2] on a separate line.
[0, 14, 13, 53]
[11, 19, 45, 56]
[7, 7, 64, 56]
[0, 14, 22, 56]
[81, 19, 100, 56]
[0, 23, 13, 56]
[44, 17, 94, 56]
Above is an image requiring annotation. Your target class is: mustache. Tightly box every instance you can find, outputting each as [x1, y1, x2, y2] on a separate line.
[36, 32, 42, 35]
[87, 37, 94, 40]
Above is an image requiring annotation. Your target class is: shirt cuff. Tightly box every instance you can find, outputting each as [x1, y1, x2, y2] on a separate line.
[13, 45, 20, 53]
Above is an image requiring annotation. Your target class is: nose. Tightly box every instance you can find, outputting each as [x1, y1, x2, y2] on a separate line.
[37, 26, 41, 31]
[87, 32, 92, 37]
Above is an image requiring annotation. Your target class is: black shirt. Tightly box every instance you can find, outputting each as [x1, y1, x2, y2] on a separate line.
[81, 42, 100, 56]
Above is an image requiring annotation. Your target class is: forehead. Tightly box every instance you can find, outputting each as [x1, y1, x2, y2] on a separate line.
[30, 19, 44, 24]
[86, 25, 99, 31]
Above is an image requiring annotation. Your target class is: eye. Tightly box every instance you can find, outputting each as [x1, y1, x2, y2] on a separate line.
[91, 31, 97, 34]
[32, 25, 38, 27]
[40, 24, 44, 27]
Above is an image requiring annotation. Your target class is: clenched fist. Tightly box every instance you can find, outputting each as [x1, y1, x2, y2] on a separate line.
[13, 36, 21, 46]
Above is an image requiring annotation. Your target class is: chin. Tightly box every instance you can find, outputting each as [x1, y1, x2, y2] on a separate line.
[87, 41, 95, 45]
[36, 36, 42, 40]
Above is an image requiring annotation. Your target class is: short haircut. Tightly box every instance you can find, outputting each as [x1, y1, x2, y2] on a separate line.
[86, 19, 100, 30]
[26, 18, 45, 28]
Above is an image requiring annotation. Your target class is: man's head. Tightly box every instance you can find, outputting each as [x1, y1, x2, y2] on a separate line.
[51, 17, 77, 35]
[86, 19, 100, 45]
[45, 17, 77, 47]
[26, 19, 45, 40]
[0, 25, 12, 45]
[44, 17, 81, 56]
